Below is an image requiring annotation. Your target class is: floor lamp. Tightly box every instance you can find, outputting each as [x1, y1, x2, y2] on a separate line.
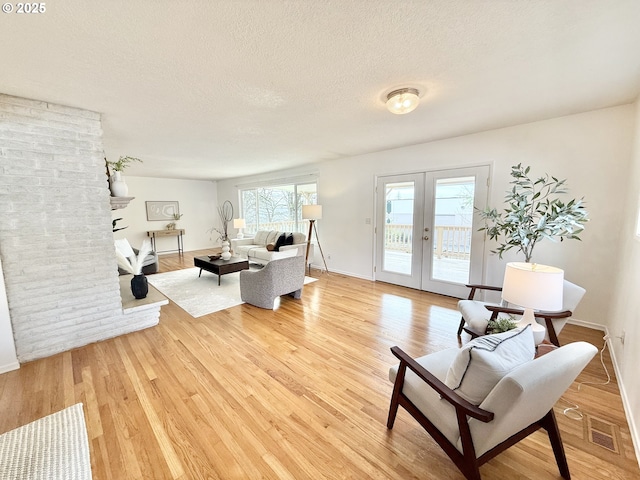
[302, 204, 329, 273]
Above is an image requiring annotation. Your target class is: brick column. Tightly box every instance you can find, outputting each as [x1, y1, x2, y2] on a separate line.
[0, 94, 158, 362]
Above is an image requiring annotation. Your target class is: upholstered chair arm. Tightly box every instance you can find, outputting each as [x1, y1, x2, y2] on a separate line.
[483, 306, 574, 346]
[484, 305, 526, 317]
[390, 346, 493, 423]
[464, 284, 502, 300]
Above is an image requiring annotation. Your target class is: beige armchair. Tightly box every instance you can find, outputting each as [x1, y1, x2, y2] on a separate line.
[239, 255, 306, 309]
[387, 336, 597, 480]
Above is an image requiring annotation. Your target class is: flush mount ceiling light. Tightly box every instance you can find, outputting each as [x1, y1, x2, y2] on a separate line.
[386, 87, 420, 114]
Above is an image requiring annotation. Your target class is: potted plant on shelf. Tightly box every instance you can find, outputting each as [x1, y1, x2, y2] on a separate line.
[106, 156, 142, 197]
[479, 164, 589, 262]
[115, 239, 152, 299]
[166, 213, 183, 230]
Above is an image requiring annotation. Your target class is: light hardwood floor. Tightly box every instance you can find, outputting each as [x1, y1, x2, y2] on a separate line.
[1, 249, 638, 479]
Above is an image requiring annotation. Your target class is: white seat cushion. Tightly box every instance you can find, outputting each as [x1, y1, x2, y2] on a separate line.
[389, 348, 461, 449]
[458, 299, 513, 333]
[444, 326, 535, 404]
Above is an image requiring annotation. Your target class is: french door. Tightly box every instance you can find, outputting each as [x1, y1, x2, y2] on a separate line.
[375, 166, 489, 298]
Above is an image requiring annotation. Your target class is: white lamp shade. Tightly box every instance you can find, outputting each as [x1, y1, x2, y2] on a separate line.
[302, 204, 322, 220]
[502, 262, 564, 311]
[386, 88, 420, 115]
[233, 218, 246, 229]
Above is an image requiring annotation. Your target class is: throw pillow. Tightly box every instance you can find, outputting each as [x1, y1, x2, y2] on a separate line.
[444, 325, 535, 405]
[285, 233, 294, 245]
[274, 233, 287, 251]
[266, 243, 275, 251]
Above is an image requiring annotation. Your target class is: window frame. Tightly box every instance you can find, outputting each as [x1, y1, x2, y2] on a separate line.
[239, 180, 318, 234]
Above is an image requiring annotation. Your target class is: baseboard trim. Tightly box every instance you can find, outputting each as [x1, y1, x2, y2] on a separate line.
[603, 326, 640, 469]
[0, 360, 20, 374]
[569, 318, 640, 468]
[567, 318, 606, 331]
[308, 264, 373, 281]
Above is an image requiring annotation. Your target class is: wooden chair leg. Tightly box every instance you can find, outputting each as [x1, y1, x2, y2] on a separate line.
[456, 410, 482, 480]
[545, 318, 561, 347]
[387, 363, 406, 429]
[457, 317, 466, 336]
[541, 410, 571, 479]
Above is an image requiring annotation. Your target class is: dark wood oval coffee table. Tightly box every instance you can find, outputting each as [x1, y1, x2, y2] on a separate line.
[194, 256, 249, 285]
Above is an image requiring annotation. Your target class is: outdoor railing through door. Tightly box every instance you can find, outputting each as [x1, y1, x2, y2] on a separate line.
[384, 224, 471, 259]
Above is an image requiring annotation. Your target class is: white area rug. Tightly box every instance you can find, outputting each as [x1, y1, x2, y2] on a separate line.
[148, 267, 317, 317]
[0, 403, 91, 480]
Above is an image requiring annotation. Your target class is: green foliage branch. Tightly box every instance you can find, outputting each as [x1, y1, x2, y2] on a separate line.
[107, 156, 142, 172]
[487, 316, 517, 334]
[479, 164, 588, 262]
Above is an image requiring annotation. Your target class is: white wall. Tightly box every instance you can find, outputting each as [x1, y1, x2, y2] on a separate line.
[218, 104, 635, 328]
[609, 96, 640, 459]
[112, 176, 220, 253]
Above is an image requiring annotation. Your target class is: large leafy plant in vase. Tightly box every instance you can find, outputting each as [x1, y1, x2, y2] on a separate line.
[479, 164, 588, 262]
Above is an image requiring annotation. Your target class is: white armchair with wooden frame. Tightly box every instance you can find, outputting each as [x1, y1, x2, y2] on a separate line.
[387, 328, 597, 480]
[457, 280, 586, 346]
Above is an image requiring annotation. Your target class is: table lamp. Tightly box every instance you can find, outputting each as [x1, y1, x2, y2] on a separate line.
[233, 218, 246, 239]
[502, 262, 564, 345]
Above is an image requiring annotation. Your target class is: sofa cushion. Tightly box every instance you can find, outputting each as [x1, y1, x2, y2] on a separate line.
[444, 325, 535, 404]
[234, 245, 253, 256]
[291, 232, 305, 244]
[250, 247, 297, 262]
[254, 231, 270, 246]
[265, 231, 280, 245]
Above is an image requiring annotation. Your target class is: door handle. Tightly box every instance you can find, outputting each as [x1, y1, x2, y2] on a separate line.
[423, 236, 429, 241]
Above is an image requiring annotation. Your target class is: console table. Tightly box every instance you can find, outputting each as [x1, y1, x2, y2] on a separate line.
[147, 229, 185, 255]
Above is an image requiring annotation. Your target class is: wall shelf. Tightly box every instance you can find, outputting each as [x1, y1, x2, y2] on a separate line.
[110, 196, 135, 210]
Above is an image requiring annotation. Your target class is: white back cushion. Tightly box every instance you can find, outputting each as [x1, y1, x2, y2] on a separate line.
[254, 231, 270, 245]
[265, 231, 280, 245]
[562, 280, 586, 312]
[291, 232, 306, 244]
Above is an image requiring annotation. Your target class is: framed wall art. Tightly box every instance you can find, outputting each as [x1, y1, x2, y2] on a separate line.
[146, 201, 180, 221]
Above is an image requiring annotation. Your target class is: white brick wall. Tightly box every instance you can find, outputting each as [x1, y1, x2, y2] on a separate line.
[0, 93, 159, 362]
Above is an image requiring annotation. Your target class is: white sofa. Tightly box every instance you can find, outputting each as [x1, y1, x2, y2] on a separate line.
[231, 230, 312, 266]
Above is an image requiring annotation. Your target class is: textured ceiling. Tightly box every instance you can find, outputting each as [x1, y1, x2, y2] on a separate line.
[2, 1, 640, 180]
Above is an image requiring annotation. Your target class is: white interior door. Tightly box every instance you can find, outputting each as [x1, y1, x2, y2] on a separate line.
[375, 173, 424, 289]
[420, 166, 489, 297]
[375, 166, 489, 297]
